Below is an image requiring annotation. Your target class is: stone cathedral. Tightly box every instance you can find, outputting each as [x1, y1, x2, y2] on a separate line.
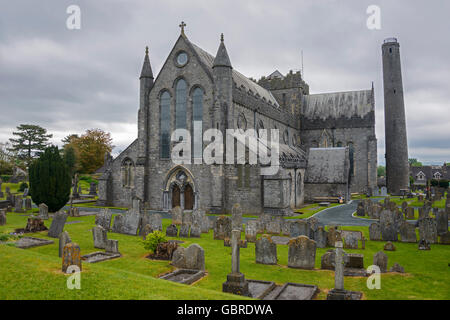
[97, 24, 377, 215]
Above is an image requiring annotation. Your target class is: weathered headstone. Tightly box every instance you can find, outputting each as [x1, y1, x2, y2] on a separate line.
[0, 209, 6, 226]
[172, 243, 205, 270]
[89, 182, 97, 196]
[121, 209, 140, 236]
[14, 195, 23, 213]
[231, 203, 243, 230]
[105, 239, 119, 254]
[435, 210, 448, 236]
[95, 209, 112, 231]
[112, 214, 124, 233]
[93, 226, 108, 249]
[214, 216, 232, 240]
[245, 220, 258, 243]
[48, 212, 68, 238]
[179, 223, 190, 238]
[418, 218, 438, 244]
[389, 263, 405, 273]
[380, 210, 398, 241]
[314, 226, 328, 248]
[166, 224, 178, 237]
[182, 211, 193, 226]
[356, 202, 365, 217]
[62, 243, 82, 273]
[266, 218, 282, 235]
[255, 235, 277, 265]
[290, 220, 308, 238]
[399, 221, 417, 243]
[59, 231, 71, 258]
[327, 226, 342, 247]
[383, 241, 396, 251]
[190, 223, 201, 238]
[380, 187, 387, 196]
[373, 251, 388, 273]
[321, 250, 336, 270]
[343, 232, 359, 249]
[418, 239, 431, 250]
[288, 236, 316, 270]
[405, 207, 415, 220]
[149, 214, 162, 232]
[201, 216, 210, 233]
[38, 203, 49, 220]
[171, 206, 183, 225]
[281, 220, 291, 236]
[369, 223, 382, 241]
[439, 232, 450, 245]
[24, 198, 32, 210]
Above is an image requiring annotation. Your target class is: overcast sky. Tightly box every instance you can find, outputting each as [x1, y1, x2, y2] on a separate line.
[1, 0, 449, 165]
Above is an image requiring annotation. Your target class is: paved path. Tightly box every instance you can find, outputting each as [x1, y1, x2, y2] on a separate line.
[311, 200, 375, 227]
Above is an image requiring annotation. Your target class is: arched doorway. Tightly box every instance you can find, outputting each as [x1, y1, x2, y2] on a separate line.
[172, 184, 181, 208]
[184, 184, 194, 210]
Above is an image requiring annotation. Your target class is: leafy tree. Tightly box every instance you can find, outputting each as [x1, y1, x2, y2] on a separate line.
[28, 146, 71, 212]
[65, 129, 113, 173]
[408, 158, 423, 167]
[8, 124, 53, 165]
[377, 166, 386, 177]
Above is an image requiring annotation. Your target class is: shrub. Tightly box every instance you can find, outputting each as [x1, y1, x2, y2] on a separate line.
[79, 175, 98, 185]
[18, 182, 28, 192]
[142, 231, 167, 254]
[0, 175, 11, 182]
[438, 180, 449, 189]
[28, 146, 71, 212]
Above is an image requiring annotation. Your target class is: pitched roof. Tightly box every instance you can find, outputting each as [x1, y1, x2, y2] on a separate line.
[302, 90, 373, 120]
[189, 42, 280, 108]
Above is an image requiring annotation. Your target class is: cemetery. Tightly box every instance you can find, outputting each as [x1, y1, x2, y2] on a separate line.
[0, 182, 449, 300]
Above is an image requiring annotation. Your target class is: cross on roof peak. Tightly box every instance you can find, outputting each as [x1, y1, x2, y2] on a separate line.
[179, 21, 187, 35]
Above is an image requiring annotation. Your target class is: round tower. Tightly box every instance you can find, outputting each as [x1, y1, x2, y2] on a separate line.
[382, 38, 409, 195]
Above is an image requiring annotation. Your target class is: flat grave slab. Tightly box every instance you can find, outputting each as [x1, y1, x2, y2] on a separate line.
[81, 251, 121, 263]
[159, 269, 205, 285]
[65, 221, 82, 225]
[270, 283, 318, 300]
[247, 280, 276, 299]
[344, 268, 368, 277]
[15, 237, 54, 249]
[270, 236, 291, 245]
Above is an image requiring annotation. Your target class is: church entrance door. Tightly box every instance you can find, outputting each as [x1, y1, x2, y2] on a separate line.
[184, 184, 194, 210]
[172, 185, 181, 208]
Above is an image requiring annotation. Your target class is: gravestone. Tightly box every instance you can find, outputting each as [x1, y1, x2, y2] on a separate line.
[245, 220, 258, 243]
[0, 209, 6, 226]
[171, 244, 205, 270]
[89, 182, 97, 196]
[214, 216, 232, 240]
[314, 226, 328, 248]
[48, 212, 68, 238]
[231, 204, 243, 230]
[59, 231, 71, 258]
[307, 217, 319, 239]
[327, 226, 342, 247]
[255, 235, 277, 265]
[95, 209, 112, 231]
[439, 232, 450, 245]
[121, 209, 140, 236]
[201, 216, 210, 233]
[435, 210, 448, 236]
[39, 203, 49, 220]
[179, 224, 190, 238]
[342, 232, 359, 249]
[380, 210, 398, 241]
[393, 210, 404, 232]
[222, 230, 249, 296]
[389, 263, 405, 273]
[399, 222, 417, 243]
[190, 223, 201, 238]
[14, 195, 23, 213]
[106, 239, 119, 254]
[369, 223, 382, 241]
[373, 251, 388, 273]
[171, 206, 183, 225]
[401, 201, 408, 213]
[290, 220, 308, 238]
[356, 202, 365, 217]
[166, 224, 179, 237]
[192, 209, 205, 228]
[384, 241, 396, 251]
[380, 187, 387, 196]
[182, 211, 193, 226]
[62, 243, 82, 273]
[321, 250, 336, 270]
[281, 220, 291, 236]
[93, 226, 108, 249]
[112, 214, 125, 233]
[266, 218, 282, 235]
[255, 217, 266, 234]
[405, 207, 415, 220]
[149, 214, 162, 232]
[288, 236, 316, 270]
[24, 198, 32, 210]
[418, 218, 438, 244]
[418, 239, 431, 250]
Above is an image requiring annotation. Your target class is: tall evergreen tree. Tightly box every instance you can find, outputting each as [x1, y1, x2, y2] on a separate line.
[29, 146, 71, 212]
[8, 124, 53, 165]
[63, 145, 77, 176]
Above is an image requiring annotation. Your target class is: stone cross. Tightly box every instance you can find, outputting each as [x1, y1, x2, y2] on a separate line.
[179, 21, 186, 35]
[231, 229, 240, 274]
[334, 241, 344, 291]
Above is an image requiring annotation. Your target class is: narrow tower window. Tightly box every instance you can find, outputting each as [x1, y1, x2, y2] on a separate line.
[160, 91, 171, 159]
[192, 87, 203, 160]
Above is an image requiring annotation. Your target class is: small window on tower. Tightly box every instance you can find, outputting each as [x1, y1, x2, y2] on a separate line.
[389, 48, 392, 54]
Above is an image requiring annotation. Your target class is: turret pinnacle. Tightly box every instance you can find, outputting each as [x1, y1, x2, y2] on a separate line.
[140, 46, 153, 79]
[213, 34, 232, 69]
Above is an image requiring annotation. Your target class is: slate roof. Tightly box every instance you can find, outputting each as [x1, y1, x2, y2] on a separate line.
[189, 42, 280, 108]
[305, 148, 349, 184]
[302, 90, 373, 120]
[410, 164, 450, 183]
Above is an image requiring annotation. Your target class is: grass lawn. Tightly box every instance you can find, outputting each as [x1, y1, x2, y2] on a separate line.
[1, 209, 449, 300]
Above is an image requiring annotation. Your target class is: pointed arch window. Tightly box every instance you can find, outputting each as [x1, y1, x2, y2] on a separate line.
[192, 87, 203, 160]
[122, 159, 135, 187]
[175, 79, 187, 130]
[160, 91, 171, 159]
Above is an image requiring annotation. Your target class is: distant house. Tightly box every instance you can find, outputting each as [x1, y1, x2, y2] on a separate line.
[409, 163, 449, 187]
